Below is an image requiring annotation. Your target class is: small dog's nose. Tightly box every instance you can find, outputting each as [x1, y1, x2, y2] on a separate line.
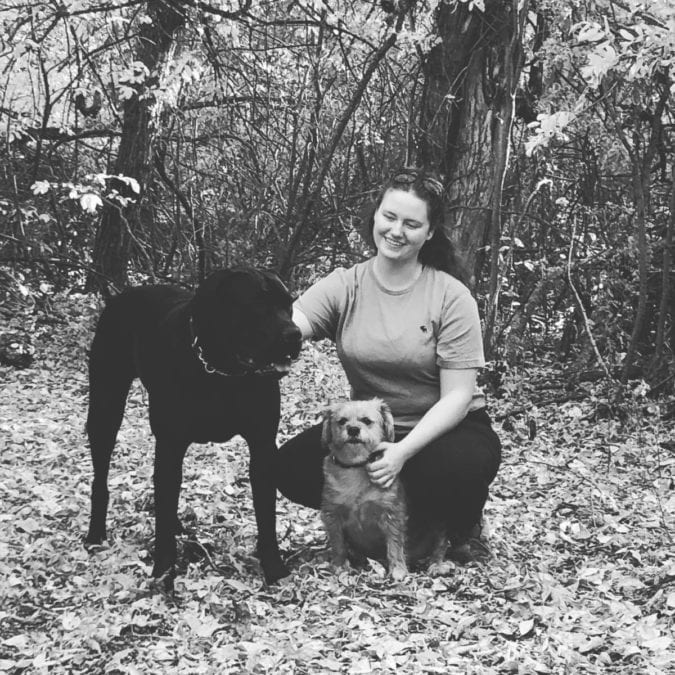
[346, 425, 360, 438]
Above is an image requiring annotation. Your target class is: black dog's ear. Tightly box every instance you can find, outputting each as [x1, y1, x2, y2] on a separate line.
[380, 401, 394, 442]
[321, 408, 333, 449]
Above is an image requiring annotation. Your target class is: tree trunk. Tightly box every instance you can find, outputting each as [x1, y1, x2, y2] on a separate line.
[418, 0, 528, 299]
[87, 0, 184, 294]
[651, 161, 674, 382]
[483, 0, 528, 358]
[622, 84, 669, 382]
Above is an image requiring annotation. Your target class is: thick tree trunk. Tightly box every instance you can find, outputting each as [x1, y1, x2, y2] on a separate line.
[622, 84, 669, 382]
[418, 0, 527, 298]
[87, 0, 184, 294]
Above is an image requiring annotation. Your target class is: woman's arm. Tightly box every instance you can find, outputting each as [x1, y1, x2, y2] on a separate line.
[367, 368, 477, 489]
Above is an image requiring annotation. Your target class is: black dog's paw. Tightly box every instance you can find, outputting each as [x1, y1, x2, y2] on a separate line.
[150, 569, 176, 594]
[83, 533, 107, 550]
[262, 559, 290, 585]
[255, 541, 291, 584]
[151, 562, 177, 592]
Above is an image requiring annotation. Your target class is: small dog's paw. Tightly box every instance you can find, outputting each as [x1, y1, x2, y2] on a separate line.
[390, 564, 408, 581]
[427, 560, 455, 577]
[331, 556, 349, 573]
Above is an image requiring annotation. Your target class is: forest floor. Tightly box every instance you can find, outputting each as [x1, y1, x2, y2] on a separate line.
[0, 294, 674, 674]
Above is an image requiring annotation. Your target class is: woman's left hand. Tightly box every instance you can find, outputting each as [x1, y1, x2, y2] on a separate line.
[367, 442, 407, 489]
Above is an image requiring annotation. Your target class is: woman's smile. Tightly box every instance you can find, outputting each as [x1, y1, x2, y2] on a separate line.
[383, 236, 405, 249]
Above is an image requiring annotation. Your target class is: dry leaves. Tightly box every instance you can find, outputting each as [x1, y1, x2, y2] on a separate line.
[0, 297, 673, 674]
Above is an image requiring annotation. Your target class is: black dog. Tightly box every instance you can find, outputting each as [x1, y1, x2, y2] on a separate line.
[85, 267, 302, 585]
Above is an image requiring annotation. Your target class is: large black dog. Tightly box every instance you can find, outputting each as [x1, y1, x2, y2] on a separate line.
[85, 267, 302, 585]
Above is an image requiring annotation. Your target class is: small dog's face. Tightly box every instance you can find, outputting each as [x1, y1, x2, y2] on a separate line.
[322, 399, 394, 464]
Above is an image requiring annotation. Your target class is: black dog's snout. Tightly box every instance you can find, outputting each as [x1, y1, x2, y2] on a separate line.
[347, 425, 360, 438]
[282, 324, 302, 356]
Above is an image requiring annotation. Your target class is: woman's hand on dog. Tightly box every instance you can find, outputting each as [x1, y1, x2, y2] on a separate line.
[367, 442, 407, 489]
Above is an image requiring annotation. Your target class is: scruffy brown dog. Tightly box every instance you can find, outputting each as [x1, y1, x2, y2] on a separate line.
[321, 399, 451, 580]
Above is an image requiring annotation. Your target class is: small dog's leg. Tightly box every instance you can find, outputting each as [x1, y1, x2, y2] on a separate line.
[383, 513, 408, 581]
[321, 510, 349, 570]
[427, 531, 454, 577]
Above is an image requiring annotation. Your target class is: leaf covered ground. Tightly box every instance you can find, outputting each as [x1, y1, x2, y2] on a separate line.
[0, 295, 674, 674]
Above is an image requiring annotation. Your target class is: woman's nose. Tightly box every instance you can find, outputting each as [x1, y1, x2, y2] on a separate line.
[389, 220, 403, 236]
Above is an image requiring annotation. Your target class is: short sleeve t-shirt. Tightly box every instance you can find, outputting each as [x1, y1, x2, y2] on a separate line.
[295, 259, 486, 428]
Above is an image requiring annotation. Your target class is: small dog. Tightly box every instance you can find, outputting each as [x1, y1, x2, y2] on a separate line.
[320, 399, 451, 579]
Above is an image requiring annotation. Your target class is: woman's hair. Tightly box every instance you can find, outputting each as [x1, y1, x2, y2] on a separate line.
[362, 167, 468, 284]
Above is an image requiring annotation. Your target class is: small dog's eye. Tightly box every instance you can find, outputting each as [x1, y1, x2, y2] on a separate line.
[337, 417, 348, 426]
[360, 417, 373, 426]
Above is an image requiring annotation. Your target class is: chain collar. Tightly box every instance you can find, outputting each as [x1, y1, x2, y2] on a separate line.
[189, 316, 237, 376]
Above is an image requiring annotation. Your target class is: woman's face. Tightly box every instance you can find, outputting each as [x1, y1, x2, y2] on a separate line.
[372, 188, 433, 264]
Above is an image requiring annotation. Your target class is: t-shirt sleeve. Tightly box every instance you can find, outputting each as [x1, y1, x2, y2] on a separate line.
[294, 268, 349, 341]
[436, 288, 485, 369]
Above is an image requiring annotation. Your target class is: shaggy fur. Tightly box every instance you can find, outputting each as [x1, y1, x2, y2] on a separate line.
[320, 399, 452, 579]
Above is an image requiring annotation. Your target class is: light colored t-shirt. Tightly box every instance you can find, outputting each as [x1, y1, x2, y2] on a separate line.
[296, 259, 486, 428]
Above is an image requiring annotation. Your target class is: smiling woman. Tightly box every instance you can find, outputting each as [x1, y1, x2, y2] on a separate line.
[372, 188, 434, 270]
[276, 167, 502, 570]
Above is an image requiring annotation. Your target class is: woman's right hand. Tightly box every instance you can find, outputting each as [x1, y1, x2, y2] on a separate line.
[367, 442, 407, 489]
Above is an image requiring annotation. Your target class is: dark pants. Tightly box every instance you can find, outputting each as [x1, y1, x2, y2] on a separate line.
[275, 408, 501, 541]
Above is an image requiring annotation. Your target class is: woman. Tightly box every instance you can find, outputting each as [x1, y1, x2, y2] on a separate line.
[276, 167, 501, 557]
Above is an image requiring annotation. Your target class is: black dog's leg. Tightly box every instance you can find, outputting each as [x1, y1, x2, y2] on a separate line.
[247, 440, 289, 584]
[85, 318, 134, 546]
[86, 403, 128, 545]
[152, 439, 189, 581]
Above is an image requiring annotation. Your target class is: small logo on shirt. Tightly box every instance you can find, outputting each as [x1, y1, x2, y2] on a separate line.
[420, 325, 428, 333]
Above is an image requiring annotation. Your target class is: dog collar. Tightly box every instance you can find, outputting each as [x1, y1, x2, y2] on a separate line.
[189, 316, 236, 376]
[189, 316, 282, 378]
[330, 449, 384, 469]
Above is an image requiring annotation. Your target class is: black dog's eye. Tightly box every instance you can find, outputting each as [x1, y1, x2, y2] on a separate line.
[359, 417, 373, 426]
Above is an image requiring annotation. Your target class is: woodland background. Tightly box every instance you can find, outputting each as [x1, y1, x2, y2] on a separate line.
[0, 0, 674, 673]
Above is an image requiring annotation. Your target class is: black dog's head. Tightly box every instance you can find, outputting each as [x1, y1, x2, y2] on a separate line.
[190, 267, 302, 377]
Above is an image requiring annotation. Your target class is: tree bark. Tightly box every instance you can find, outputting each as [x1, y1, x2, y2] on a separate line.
[87, 0, 184, 294]
[418, 0, 528, 301]
[652, 161, 674, 380]
[622, 83, 669, 382]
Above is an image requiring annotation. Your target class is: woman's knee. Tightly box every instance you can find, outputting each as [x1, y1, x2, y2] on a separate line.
[401, 412, 500, 520]
[275, 424, 325, 510]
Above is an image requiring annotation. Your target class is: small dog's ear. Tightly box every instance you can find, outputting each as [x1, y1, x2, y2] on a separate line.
[380, 401, 394, 442]
[321, 408, 333, 449]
